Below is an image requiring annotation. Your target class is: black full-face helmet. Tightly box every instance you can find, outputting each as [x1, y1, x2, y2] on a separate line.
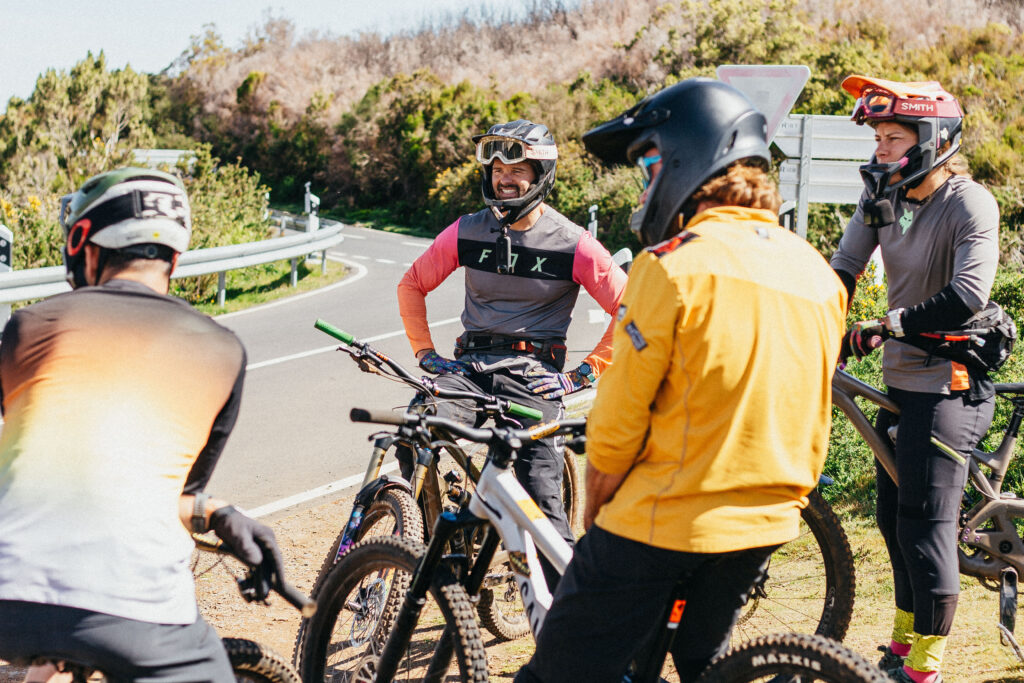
[473, 119, 558, 226]
[582, 78, 771, 247]
[842, 75, 964, 197]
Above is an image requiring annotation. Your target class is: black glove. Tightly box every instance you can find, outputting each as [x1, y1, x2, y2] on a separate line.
[210, 505, 284, 600]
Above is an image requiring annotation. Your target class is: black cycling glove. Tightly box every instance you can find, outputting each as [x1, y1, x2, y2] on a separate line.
[210, 505, 285, 598]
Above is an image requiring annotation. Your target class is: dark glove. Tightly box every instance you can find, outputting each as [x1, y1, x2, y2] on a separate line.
[418, 350, 470, 376]
[525, 366, 589, 399]
[841, 319, 890, 362]
[210, 505, 284, 600]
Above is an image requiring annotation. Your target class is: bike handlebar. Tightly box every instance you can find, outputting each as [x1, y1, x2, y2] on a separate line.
[315, 318, 544, 421]
[192, 534, 316, 618]
[350, 407, 587, 448]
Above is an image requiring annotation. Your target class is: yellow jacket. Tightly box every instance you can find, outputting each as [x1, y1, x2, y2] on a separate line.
[588, 207, 847, 553]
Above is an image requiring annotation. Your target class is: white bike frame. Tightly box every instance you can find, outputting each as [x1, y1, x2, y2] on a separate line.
[467, 456, 573, 636]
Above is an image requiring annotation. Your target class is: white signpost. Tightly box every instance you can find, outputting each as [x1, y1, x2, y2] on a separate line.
[716, 64, 810, 143]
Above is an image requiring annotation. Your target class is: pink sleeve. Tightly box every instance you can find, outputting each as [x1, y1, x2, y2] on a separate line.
[572, 232, 629, 377]
[397, 219, 462, 355]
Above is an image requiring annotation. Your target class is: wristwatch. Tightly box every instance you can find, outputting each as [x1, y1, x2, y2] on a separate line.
[886, 308, 905, 338]
[191, 492, 211, 533]
[578, 362, 597, 385]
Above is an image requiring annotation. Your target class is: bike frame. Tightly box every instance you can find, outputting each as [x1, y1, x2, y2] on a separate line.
[831, 367, 1024, 581]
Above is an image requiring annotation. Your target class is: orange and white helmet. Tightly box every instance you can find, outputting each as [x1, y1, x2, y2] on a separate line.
[842, 75, 964, 194]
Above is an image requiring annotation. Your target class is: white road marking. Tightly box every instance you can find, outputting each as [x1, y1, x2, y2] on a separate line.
[247, 462, 400, 518]
[216, 256, 367, 319]
[352, 254, 371, 260]
[402, 241, 428, 249]
[246, 317, 462, 371]
[376, 259, 396, 264]
[589, 308, 611, 324]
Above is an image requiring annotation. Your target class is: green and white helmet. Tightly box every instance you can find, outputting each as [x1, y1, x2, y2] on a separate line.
[59, 168, 191, 287]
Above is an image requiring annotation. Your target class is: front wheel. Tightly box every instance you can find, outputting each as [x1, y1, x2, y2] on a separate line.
[732, 488, 855, 644]
[696, 632, 889, 683]
[293, 486, 424, 667]
[298, 535, 488, 683]
[224, 638, 301, 683]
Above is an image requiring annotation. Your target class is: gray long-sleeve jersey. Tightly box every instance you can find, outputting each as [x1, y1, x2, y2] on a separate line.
[831, 174, 1000, 393]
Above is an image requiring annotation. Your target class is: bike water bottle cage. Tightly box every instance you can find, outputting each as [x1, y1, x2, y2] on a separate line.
[475, 135, 558, 165]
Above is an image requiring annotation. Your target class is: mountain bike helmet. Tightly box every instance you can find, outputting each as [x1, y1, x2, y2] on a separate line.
[59, 167, 191, 287]
[582, 78, 770, 247]
[842, 75, 963, 197]
[473, 119, 558, 226]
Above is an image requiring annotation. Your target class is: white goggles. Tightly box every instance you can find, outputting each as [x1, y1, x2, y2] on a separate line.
[475, 135, 558, 165]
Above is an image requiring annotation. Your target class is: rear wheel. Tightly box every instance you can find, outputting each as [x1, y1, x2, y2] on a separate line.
[298, 536, 488, 683]
[731, 488, 855, 644]
[696, 632, 889, 683]
[224, 638, 301, 683]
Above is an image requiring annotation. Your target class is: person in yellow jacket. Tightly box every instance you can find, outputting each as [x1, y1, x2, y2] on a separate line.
[515, 78, 848, 683]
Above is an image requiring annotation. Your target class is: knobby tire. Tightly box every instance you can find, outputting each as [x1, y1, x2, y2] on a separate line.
[732, 488, 855, 644]
[292, 487, 423, 668]
[298, 535, 488, 683]
[223, 638, 301, 683]
[696, 632, 889, 683]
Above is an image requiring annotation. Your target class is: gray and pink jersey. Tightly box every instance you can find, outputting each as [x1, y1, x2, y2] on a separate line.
[831, 174, 1000, 393]
[398, 206, 627, 375]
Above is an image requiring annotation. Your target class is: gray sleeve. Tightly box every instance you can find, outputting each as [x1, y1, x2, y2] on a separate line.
[829, 190, 879, 276]
[949, 184, 1000, 313]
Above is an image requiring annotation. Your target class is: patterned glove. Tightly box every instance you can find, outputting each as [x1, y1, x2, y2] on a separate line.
[418, 350, 470, 376]
[841, 319, 890, 362]
[525, 366, 589, 399]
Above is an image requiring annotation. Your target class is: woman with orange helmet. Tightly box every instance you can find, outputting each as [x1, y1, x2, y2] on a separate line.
[831, 75, 1001, 683]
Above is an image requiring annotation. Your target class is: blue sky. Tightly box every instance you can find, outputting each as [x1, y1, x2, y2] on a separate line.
[0, 0, 529, 111]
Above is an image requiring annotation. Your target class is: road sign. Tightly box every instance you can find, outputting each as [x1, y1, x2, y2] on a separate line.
[716, 64, 811, 143]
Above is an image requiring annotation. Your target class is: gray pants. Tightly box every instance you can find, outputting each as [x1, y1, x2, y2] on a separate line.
[0, 600, 234, 683]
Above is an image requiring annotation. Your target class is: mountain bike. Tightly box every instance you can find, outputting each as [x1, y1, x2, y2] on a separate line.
[293, 319, 581, 655]
[11, 534, 314, 683]
[297, 409, 870, 683]
[831, 365, 1024, 659]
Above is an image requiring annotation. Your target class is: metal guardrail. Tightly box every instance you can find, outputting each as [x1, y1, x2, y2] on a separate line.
[0, 221, 344, 306]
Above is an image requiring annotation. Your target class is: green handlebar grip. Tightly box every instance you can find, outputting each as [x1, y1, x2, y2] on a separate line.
[508, 402, 544, 421]
[314, 319, 355, 345]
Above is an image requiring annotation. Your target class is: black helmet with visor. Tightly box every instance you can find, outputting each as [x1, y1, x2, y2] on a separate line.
[473, 119, 558, 227]
[582, 78, 771, 247]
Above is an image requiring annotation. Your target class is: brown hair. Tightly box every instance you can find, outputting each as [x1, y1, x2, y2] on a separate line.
[688, 162, 781, 214]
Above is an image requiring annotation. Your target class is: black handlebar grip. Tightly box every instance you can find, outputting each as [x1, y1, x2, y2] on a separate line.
[350, 407, 408, 426]
[277, 580, 316, 618]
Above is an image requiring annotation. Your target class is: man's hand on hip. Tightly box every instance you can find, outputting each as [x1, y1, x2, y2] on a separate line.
[526, 366, 589, 399]
[418, 349, 470, 376]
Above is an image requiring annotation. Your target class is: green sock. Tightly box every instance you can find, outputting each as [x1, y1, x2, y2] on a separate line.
[906, 632, 946, 673]
[891, 608, 914, 646]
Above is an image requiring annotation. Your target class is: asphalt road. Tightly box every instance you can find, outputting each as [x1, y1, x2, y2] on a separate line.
[208, 223, 611, 513]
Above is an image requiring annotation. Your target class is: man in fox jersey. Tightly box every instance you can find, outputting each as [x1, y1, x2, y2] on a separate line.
[397, 119, 627, 588]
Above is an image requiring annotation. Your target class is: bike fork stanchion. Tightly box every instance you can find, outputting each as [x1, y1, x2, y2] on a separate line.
[999, 567, 1024, 662]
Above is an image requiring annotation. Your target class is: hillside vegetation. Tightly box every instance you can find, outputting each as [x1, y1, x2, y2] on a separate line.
[1, 0, 1024, 501]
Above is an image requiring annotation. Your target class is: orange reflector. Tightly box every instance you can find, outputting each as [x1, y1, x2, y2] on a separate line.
[668, 599, 686, 626]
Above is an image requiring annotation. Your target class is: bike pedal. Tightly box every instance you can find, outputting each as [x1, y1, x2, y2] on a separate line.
[1001, 567, 1018, 634]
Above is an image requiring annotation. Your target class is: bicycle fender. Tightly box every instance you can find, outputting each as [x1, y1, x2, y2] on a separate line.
[354, 474, 413, 507]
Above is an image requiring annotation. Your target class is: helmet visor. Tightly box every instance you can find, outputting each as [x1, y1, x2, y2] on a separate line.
[476, 135, 558, 165]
